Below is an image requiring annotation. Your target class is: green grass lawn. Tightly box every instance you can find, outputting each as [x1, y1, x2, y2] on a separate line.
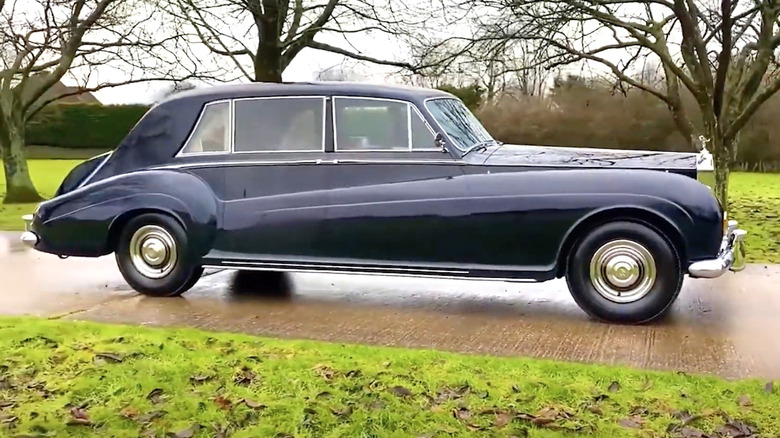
[0, 159, 778, 263]
[728, 172, 780, 264]
[0, 160, 81, 231]
[0, 317, 778, 438]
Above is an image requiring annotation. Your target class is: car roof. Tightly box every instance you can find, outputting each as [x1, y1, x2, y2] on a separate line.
[159, 81, 455, 105]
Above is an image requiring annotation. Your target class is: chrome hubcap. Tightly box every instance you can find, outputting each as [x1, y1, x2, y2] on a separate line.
[129, 225, 177, 279]
[589, 239, 656, 303]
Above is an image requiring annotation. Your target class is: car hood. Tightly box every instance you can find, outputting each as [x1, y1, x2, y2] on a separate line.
[480, 144, 698, 171]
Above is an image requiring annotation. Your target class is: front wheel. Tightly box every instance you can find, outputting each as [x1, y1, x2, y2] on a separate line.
[565, 221, 683, 324]
[115, 213, 203, 297]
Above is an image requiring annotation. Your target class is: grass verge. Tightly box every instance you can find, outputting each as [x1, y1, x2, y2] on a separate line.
[728, 172, 780, 264]
[0, 158, 778, 264]
[0, 317, 778, 437]
[0, 160, 81, 231]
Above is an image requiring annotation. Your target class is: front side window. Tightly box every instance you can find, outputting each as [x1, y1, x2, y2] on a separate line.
[334, 98, 435, 151]
[425, 98, 492, 151]
[180, 101, 230, 154]
[234, 97, 324, 152]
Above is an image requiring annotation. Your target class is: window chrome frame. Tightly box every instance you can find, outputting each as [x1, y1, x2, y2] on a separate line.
[332, 96, 439, 153]
[175, 100, 233, 157]
[175, 96, 327, 157]
[231, 95, 327, 154]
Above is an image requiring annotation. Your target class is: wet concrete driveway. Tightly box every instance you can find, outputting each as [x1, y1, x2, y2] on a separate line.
[1, 231, 779, 380]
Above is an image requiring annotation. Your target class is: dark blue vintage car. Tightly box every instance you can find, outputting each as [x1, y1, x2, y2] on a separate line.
[21, 82, 746, 323]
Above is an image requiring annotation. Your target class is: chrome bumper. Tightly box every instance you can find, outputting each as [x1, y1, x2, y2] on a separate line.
[688, 220, 747, 278]
[21, 214, 39, 248]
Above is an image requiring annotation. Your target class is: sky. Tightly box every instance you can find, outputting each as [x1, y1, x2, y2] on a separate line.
[23, 0, 661, 106]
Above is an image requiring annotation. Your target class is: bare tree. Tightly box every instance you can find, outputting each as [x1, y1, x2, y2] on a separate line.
[164, 0, 427, 83]
[472, 0, 780, 205]
[1, 0, 205, 203]
[315, 60, 365, 81]
[406, 4, 551, 101]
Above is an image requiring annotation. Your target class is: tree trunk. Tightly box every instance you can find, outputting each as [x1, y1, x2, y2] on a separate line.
[710, 135, 732, 208]
[1, 123, 42, 204]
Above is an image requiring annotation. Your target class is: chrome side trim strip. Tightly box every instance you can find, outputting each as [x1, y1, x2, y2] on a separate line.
[201, 264, 538, 283]
[75, 151, 113, 190]
[151, 159, 695, 171]
[220, 259, 467, 274]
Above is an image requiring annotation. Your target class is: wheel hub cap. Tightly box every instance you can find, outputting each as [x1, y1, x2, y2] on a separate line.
[590, 239, 656, 303]
[141, 238, 167, 265]
[129, 225, 177, 279]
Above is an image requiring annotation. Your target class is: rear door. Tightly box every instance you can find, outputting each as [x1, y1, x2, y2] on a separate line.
[215, 96, 332, 261]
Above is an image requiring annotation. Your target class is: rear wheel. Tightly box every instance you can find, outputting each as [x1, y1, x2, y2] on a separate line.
[565, 221, 683, 324]
[115, 213, 203, 297]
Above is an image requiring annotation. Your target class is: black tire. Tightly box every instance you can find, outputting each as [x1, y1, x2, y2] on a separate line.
[565, 220, 683, 324]
[115, 213, 203, 297]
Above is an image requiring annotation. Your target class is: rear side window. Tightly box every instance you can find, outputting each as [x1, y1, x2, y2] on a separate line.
[234, 97, 325, 152]
[180, 101, 230, 154]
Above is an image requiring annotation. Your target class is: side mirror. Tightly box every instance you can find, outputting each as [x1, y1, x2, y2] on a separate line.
[434, 133, 446, 152]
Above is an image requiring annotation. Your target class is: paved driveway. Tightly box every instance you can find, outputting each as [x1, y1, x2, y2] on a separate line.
[1, 231, 778, 379]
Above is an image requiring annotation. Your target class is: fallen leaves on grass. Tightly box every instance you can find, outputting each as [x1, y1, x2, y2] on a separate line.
[673, 410, 700, 426]
[389, 386, 413, 397]
[716, 418, 757, 437]
[119, 407, 139, 419]
[0, 413, 18, 425]
[67, 407, 92, 426]
[94, 352, 122, 363]
[189, 374, 213, 384]
[243, 398, 265, 410]
[233, 367, 256, 386]
[170, 424, 199, 438]
[329, 405, 353, 417]
[312, 364, 337, 381]
[147, 388, 165, 405]
[138, 410, 167, 423]
[617, 415, 644, 429]
[213, 394, 232, 410]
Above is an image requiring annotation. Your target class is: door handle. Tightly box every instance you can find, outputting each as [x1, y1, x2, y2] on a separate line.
[315, 159, 339, 165]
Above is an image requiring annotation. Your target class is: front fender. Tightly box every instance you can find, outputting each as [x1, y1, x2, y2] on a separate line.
[32, 170, 219, 259]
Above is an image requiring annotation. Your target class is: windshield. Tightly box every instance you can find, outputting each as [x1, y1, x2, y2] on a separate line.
[425, 98, 493, 151]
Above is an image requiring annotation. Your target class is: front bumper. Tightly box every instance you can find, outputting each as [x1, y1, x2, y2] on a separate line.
[688, 220, 747, 278]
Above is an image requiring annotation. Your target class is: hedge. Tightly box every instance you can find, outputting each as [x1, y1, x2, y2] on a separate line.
[26, 104, 149, 149]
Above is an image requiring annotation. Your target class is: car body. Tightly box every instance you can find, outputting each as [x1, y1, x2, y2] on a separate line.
[21, 82, 746, 323]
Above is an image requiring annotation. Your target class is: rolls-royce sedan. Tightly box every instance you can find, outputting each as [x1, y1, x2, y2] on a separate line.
[21, 82, 746, 324]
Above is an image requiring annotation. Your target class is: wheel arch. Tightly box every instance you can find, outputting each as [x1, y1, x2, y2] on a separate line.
[555, 206, 687, 278]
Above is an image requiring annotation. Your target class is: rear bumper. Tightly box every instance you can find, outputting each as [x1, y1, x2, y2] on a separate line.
[21, 214, 39, 248]
[688, 220, 747, 278]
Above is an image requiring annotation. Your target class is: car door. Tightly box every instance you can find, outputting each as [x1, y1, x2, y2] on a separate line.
[213, 96, 333, 262]
[318, 96, 472, 268]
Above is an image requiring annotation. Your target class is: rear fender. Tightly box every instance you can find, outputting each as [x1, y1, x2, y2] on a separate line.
[33, 170, 219, 260]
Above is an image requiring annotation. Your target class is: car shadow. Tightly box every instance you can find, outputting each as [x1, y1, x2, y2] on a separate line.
[226, 270, 294, 302]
